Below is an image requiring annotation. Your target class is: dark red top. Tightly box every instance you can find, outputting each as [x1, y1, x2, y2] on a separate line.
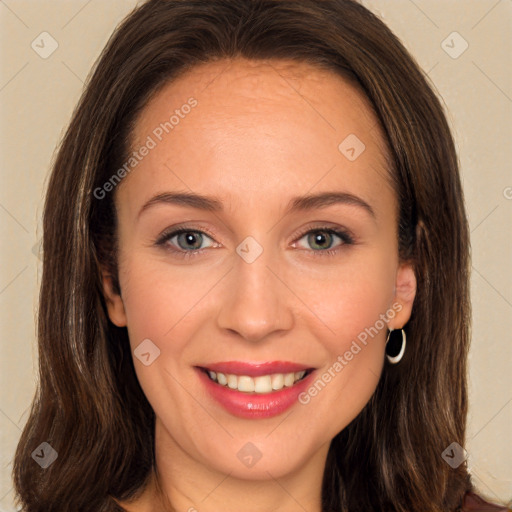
[462, 491, 511, 511]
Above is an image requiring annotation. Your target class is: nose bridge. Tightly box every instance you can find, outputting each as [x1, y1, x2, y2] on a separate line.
[216, 238, 293, 341]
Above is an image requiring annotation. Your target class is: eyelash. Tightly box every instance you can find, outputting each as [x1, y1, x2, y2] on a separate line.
[154, 225, 354, 260]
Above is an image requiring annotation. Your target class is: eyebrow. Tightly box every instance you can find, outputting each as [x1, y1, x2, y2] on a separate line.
[286, 191, 375, 219]
[137, 190, 376, 220]
[138, 192, 223, 219]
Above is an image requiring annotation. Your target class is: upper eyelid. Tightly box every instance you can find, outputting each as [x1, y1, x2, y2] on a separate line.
[156, 224, 216, 241]
[293, 224, 351, 238]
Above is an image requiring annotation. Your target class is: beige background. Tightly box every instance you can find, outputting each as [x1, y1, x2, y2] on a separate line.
[0, 0, 511, 509]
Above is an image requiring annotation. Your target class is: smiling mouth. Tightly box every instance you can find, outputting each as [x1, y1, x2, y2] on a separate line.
[199, 367, 314, 393]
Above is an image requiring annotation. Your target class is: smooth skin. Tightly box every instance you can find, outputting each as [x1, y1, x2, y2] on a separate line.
[102, 58, 417, 512]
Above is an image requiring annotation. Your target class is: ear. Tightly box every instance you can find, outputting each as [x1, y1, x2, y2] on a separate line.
[389, 261, 416, 329]
[101, 270, 127, 327]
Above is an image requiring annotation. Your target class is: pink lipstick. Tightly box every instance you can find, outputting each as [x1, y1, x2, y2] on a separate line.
[195, 361, 315, 419]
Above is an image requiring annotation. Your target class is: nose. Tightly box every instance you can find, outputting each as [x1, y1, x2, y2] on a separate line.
[216, 244, 294, 343]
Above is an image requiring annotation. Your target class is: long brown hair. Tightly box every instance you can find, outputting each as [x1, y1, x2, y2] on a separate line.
[13, 1, 474, 510]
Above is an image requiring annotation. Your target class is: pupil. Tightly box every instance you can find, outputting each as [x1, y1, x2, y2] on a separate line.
[310, 231, 331, 250]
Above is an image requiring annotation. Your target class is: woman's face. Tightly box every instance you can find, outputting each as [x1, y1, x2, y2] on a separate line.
[104, 58, 416, 483]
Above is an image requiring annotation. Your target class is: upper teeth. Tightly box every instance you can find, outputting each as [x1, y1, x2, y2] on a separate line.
[207, 370, 307, 393]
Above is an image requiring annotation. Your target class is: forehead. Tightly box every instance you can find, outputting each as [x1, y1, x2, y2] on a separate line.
[122, 58, 394, 221]
[133, 57, 385, 149]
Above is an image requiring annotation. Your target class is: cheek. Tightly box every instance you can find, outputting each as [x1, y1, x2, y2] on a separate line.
[116, 254, 211, 418]
[118, 252, 211, 350]
[291, 252, 395, 430]
[291, 250, 396, 344]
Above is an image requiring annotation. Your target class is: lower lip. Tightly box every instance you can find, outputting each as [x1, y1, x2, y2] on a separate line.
[196, 368, 315, 419]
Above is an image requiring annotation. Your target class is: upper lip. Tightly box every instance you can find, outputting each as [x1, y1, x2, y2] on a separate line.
[197, 361, 314, 377]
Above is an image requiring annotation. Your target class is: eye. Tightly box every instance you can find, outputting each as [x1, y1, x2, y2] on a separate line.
[155, 227, 219, 257]
[293, 227, 354, 256]
[154, 225, 354, 259]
